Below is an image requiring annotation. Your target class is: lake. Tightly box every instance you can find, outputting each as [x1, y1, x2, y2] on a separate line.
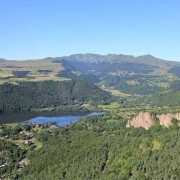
[0, 111, 104, 126]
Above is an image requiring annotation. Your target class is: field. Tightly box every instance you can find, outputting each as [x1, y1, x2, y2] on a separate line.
[101, 85, 131, 97]
[0, 59, 66, 84]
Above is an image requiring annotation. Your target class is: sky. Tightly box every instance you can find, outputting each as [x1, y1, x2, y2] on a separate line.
[0, 0, 180, 61]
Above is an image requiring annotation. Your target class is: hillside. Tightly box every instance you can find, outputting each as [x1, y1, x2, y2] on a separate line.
[143, 90, 180, 107]
[1, 54, 180, 92]
[0, 54, 180, 179]
[1, 54, 180, 81]
[54, 54, 180, 96]
[19, 116, 180, 179]
[55, 53, 180, 72]
[1, 53, 179, 109]
[0, 58, 66, 84]
[1, 114, 179, 179]
[0, 80, 111, 113]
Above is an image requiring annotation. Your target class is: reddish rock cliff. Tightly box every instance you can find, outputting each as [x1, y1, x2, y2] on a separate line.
[157, 113, 180, 127]
[126, 112, 180, 130]
[126, 112, 153, 130]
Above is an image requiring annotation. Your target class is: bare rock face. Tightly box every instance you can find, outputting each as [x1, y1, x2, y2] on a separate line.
[157, 113, 180, 127]
[127, 112, 153, 130]
[127, 112, 180, 130]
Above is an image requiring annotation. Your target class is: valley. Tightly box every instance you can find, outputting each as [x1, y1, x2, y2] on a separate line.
[0, 54, 180, 179]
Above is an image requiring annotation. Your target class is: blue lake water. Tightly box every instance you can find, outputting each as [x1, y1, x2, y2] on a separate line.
[26, 112, 104, 126]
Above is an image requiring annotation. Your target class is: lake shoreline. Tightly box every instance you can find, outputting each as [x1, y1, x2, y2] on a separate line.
[0, 110, 104, 126]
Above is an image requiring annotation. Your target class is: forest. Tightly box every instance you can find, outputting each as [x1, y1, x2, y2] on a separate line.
[1, 0, 180, 177]
[0, 115, 179, 179]
[0, 54, 179, 179]
[0, 80, 111, 113]
[18, 115, 179, 179]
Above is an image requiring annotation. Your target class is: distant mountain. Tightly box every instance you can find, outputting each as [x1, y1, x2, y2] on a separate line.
[55, 53, 180, 66]
[0, 53, 180, 97]
[51, 54, 179, 77]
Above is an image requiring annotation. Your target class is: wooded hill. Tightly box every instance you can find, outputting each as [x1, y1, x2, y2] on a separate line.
[0, 53, 179, 110]
[0, 80, 111, 113]
[20, 115, 180, 179]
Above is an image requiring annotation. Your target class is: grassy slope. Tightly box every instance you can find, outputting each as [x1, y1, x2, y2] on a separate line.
[0, 59, 66, 84]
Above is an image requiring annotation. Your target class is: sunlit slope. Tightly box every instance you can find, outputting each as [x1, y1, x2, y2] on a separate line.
[0, 58, 66, 84]
[0, 54, 179, 95]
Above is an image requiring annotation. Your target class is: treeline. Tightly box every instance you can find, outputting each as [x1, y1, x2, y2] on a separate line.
[21, 115, 180, 179]
[0, 80, 111, 113]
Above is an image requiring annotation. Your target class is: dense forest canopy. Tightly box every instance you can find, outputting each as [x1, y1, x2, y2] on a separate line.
[0, 80, 111, 113]
[20, 116, 180, 179]
[0, 115, 179, 179]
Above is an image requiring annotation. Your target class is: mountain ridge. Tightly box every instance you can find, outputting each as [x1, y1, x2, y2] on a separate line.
[0, 53, 179, 97]
[1, 53, 180, 65]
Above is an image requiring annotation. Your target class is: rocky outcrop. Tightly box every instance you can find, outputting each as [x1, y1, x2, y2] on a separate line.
[127, 112, 180, 130]
[126, 112, 154, 130]
[157, 113, 180, 127]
